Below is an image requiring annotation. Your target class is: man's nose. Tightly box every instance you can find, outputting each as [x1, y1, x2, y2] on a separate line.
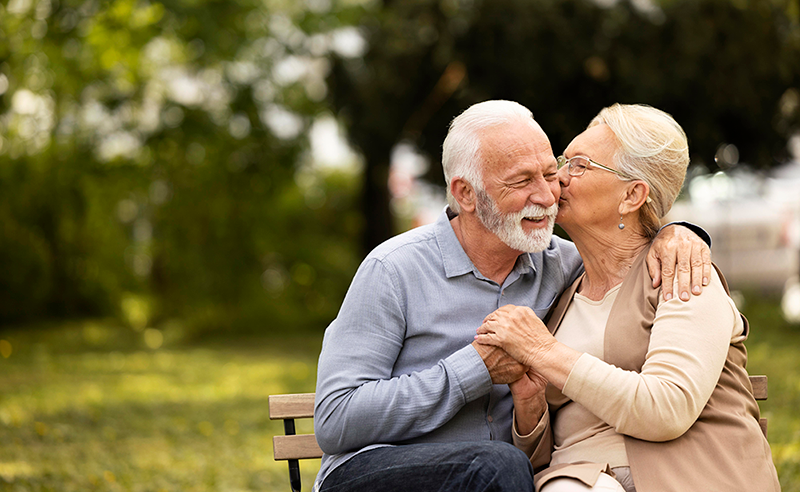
[528, 180, 557, 208]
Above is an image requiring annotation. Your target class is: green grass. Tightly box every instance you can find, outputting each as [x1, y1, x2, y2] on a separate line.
[0, 292, 799, 491]
[738, 293, 800, 491]
[0, 321, 323, 491]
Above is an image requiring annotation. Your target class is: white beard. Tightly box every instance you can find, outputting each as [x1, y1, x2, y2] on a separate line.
[475, 189, 557, 253]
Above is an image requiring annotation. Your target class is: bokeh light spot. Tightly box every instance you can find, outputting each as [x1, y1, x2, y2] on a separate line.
[144, 328, 164, 350]
[0, 340, 12, 358]
[198, 421, 214, 437]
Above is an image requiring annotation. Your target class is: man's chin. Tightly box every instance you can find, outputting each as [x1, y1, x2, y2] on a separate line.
[522, 239, 552, 253]
[523, 224, 555, 253]
[503, 230, 553, 254]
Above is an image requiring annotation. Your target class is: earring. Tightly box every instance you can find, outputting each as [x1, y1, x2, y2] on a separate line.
[618, 216, 625, 230]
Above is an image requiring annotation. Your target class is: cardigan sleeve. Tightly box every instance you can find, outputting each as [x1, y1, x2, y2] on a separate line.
[512, 406, 553, 469]
[560, 267, 744, 442]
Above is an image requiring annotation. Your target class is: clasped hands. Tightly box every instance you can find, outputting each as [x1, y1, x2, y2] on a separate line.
[472, 305, 554, 401]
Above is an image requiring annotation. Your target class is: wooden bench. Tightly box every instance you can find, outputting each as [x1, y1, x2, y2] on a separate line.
[269, 393, 321, 492]
[269, 375, 769, 492]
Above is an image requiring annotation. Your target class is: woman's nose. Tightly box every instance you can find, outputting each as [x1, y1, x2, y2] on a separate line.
[557, 165, 571, 186]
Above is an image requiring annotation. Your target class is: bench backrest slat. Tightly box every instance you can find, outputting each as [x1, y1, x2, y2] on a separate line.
[274, 434, 324, 460]
[269, 393, 315, 420]
[750, 375, 767, 400]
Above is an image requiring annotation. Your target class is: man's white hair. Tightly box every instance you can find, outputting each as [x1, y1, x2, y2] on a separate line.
[442, 100, 538, 213]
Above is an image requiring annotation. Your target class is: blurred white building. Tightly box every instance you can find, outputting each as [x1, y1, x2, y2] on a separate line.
[666, 159, 800, 292]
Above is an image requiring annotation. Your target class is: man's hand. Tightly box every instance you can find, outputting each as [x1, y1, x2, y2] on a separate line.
[471, 340, 526, 384]
[648, 224, 711, 302]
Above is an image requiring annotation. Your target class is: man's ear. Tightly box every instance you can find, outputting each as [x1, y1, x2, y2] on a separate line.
[619, 181, 650, 215]
[451, 177, 478, 213]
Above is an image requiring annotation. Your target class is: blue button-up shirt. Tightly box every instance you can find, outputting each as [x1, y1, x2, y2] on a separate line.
[313, 209, 583, 489]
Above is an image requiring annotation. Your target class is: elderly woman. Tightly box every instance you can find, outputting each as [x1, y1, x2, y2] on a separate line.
[474, 104, 780, 492]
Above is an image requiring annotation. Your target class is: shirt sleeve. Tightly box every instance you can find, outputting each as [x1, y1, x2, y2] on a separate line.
[313, 256, 493, 455]
[661, 221, 712, 248]
[560, 267, 742, 442]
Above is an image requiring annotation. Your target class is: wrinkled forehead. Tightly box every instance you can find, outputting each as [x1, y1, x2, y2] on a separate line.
[479, 121, 555, 171]
[479, 120, 550, 155]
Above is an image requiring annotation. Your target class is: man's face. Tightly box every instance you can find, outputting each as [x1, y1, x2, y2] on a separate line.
[475, 122, 560, 253]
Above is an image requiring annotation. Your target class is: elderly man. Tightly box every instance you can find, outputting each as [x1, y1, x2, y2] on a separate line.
[313, 100, 710, 492]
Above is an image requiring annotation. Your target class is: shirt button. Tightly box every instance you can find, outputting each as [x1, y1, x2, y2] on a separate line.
[487, 415, 494, 423]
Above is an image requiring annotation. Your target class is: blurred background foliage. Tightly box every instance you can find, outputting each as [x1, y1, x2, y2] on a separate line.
[1, 0, 369, 333]
[1, 0, 799, 336]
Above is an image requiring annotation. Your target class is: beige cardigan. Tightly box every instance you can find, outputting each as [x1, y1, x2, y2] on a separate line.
[522, 247, 780, 492]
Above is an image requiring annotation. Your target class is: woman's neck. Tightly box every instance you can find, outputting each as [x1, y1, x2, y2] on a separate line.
[569, 227, 650, 301]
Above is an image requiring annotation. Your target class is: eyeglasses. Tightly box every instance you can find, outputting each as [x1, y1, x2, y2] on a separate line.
[556, 155, 653, 203]
[556, 155, 634, 180]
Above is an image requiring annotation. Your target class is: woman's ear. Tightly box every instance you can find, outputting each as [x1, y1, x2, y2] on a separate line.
[451, 177, 477, 213]
[619, 180, 651, 215]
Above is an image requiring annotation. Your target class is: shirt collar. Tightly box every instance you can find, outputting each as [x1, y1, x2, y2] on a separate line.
[434, 207, 536, 279]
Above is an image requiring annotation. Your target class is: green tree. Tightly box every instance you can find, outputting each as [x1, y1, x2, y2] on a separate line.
[0, 0, 368, 331]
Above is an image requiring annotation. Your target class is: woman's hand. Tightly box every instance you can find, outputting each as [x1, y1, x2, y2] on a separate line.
[475, 304, 556, 368]
[509, 369, 549, 436]
[509, 367, 548, 402]
[476, 304, 582, 391]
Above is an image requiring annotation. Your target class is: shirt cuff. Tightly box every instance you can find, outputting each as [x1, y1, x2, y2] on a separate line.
[661, 221, 712, 248]
[445, 344, 494, 402]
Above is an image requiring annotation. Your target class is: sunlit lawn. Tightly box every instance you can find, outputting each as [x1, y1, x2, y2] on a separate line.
[741, 293, 800, 491]
[0, 321, 322, 492]
[1, 292, 799, 491]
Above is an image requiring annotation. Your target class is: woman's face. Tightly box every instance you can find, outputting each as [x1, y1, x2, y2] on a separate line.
[556, 124, 630, 234]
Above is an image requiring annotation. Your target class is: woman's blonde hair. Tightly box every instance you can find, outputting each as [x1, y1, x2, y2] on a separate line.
[589, 104, 689, 239]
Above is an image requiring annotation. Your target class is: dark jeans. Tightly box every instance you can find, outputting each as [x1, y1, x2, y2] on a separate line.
[320, 441, 534, 492]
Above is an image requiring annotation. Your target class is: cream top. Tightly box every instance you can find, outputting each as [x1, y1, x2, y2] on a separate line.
[550, 284, 628, 467]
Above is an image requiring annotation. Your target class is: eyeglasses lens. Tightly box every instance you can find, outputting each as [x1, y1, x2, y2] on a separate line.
[569, 157, 588, 176]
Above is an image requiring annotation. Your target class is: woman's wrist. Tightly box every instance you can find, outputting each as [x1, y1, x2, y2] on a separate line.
[526, 336, 558, 369]
[513, 394, 547, 436]
[529, 341, 582, 391]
